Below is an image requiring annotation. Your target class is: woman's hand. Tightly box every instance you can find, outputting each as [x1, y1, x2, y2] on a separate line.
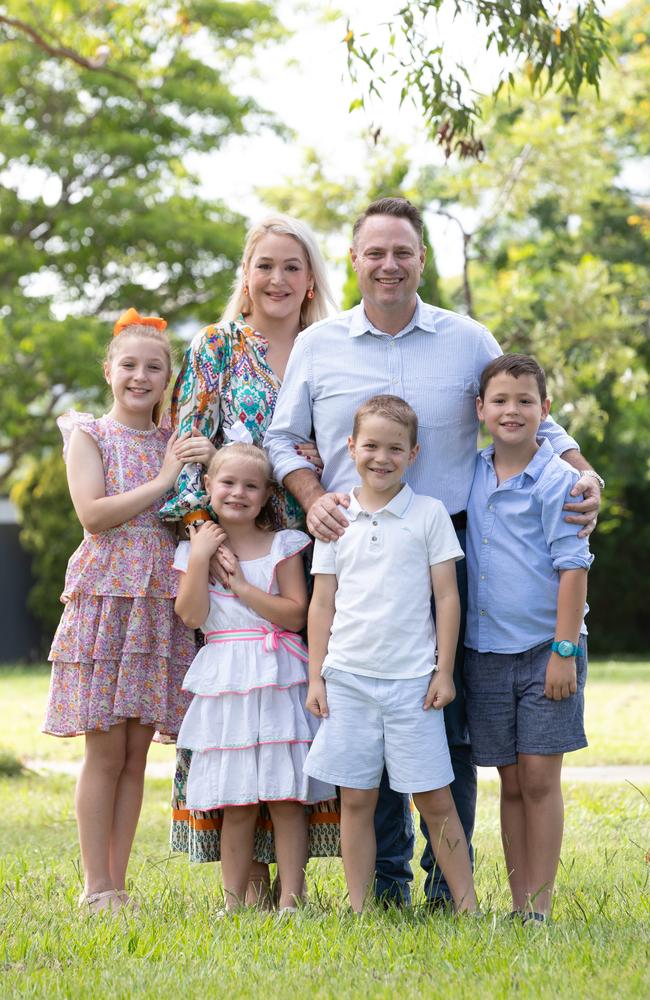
[158, 430, 185, 490]
[294, 440, 324, 474]
[173, 427, 217, 467]
[188, 520, 227, 559]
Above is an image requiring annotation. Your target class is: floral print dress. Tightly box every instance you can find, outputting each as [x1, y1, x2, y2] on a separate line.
[164, 318, 340, 862]
[43, 413, 196, 740]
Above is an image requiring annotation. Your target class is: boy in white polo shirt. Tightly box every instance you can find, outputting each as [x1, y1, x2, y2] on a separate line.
[304, 395, 477, 913]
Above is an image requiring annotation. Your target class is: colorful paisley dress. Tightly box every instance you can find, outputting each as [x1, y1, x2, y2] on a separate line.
[164, 318, 340, 863]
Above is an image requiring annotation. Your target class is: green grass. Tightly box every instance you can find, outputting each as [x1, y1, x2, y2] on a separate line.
[1, 661, 649, 997]
[2, 659, 649, 767]
[0, 772, 648, 998]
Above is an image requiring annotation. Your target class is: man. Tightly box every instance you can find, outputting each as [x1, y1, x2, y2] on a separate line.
[265, 197, 602, 905]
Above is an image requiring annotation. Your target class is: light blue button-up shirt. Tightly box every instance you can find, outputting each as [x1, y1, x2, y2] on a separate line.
[265, 298, 579, 515]
[465, 438, 593, 653]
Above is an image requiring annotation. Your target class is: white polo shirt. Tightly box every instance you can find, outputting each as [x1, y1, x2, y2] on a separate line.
[312, 484, 464, 679]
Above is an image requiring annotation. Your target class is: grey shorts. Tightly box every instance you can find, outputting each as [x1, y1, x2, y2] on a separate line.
[464, 638, 588, 766]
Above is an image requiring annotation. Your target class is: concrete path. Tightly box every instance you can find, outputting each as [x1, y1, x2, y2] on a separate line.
[23, 758, 650, 785]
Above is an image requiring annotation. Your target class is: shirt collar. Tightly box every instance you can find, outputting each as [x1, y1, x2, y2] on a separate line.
[480, 437, 555, 483]
[348, 482, 414, 519]
[348, 296, 434, 339]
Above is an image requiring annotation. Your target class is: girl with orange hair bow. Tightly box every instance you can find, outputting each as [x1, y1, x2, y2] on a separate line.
[43, 309, 197, 915]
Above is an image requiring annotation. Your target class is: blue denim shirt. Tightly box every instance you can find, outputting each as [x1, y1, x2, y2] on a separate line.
[465, 438, 593, 653]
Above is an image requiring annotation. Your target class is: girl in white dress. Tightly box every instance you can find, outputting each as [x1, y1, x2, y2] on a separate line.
[174, 436, 334, 912]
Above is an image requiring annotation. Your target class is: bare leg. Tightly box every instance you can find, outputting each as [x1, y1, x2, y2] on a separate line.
[267, 801, 308, 909]
[75, 725, 127, 895]
[498, 763, 529, 911]
[414, 787, 477, 912]
[108, 720, 154, 890]
[220, 805, 260, 911]
[518, 753, 564, 916]
[246, 861, 272, 908]
[340, 786, 380, 912]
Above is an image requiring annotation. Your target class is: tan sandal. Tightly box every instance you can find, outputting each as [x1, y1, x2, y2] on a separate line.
[116, 890, 140, 913]
[78, 889, 124, 916]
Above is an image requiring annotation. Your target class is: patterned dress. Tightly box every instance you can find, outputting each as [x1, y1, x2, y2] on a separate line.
[43, 413, 196, 740]
[164, 318, 340, 862]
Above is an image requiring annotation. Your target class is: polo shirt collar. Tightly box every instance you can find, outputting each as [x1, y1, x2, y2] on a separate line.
[348, 482, 414, 519]
[480, 437, 555, 483]
[348, 296, 433, 339]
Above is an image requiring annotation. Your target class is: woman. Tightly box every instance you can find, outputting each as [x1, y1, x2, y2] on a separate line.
[162, 216, 339, 903]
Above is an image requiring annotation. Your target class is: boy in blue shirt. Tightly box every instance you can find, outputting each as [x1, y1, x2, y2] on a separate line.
[464, 354, 593, 923]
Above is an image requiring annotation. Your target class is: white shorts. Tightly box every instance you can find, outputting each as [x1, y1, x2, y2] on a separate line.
[303, 667, 455, 793]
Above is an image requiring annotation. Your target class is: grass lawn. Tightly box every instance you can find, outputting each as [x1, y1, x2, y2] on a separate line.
[0, 661, 649, 998]
[1, 659, 649, 767]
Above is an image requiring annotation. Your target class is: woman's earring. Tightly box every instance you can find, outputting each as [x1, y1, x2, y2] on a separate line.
[244, 285, 249, 297]
[306, 288, 315, 300]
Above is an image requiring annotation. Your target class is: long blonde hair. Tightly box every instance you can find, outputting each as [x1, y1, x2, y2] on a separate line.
[221, 215, 336, 330]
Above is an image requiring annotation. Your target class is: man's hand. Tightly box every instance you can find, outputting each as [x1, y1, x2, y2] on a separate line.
[306, 678, 329, 718]
[544, 653, 577, 700]
[306, 492, 351, 542]
[563, 474, 601, 538]
[423, 672, 456, 710]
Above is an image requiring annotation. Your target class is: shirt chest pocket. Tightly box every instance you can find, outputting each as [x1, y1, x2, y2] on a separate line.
[402, 376, 472, 430]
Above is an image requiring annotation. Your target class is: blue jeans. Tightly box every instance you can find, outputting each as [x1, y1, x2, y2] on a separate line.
[374, 526, 477, 903]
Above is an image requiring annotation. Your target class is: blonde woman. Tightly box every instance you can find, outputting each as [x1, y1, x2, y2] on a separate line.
[162, 216, 340, 903]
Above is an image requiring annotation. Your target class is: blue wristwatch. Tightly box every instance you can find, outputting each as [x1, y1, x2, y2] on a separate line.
[551, 640, 581, 657]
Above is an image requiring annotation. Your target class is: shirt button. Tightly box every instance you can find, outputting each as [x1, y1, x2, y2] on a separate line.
[480, 575, 486, 580]
[371, 535, 377, 541]
[488, 504, 494, 511]
[482, 538, 489, 544]
[480, 610, 487, 616]
[372, 520, 378, 526]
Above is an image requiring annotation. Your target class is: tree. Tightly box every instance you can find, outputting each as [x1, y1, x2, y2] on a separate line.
[1, 1, 284, 639]
[415, 0, 650, 649]
[344, 1, 611, 157]
[0, 0, 282, 486]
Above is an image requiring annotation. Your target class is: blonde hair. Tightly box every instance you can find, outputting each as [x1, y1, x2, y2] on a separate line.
[206, 442, 275, 530]
[105, 324, 173, 426]
[221, 215, 336, 330]
[352, 394, 419, 448]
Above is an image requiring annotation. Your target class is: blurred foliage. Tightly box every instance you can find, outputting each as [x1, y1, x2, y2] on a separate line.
[10, 452, 82, 637]
[344, 1, 611, 158]
[0, 0, 282, 488]
[1, 0, 282, 640]
[417, 0, 650, 651]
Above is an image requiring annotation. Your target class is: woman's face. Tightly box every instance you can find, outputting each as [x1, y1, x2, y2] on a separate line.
[245, 233, 313, 333]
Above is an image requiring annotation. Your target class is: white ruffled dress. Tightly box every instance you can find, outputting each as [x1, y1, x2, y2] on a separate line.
[174, 530, 335, 810]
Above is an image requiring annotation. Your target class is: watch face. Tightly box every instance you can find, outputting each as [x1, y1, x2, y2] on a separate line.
[557, 640, 575, 656]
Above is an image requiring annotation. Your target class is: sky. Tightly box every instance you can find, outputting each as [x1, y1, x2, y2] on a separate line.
[185, 0, 625, 290]
[187, 0, 513, 284]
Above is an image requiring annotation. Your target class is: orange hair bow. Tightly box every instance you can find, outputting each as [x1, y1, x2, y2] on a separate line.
[113, 307, 168, 336]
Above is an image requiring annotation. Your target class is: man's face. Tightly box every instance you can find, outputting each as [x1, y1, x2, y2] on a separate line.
[350, 215, 425, 323]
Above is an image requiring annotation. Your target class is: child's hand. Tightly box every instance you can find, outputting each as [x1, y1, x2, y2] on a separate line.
[158, 430, 185, 489]
[423, 672, 456, 710]
[208, 545, 234, 587]
[188, 520, 227, 558]
[173, 428, 217, 467]
[224, 555, 248, 597]
[544, 653, 577, 700]
[306, 678, 329, 718]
